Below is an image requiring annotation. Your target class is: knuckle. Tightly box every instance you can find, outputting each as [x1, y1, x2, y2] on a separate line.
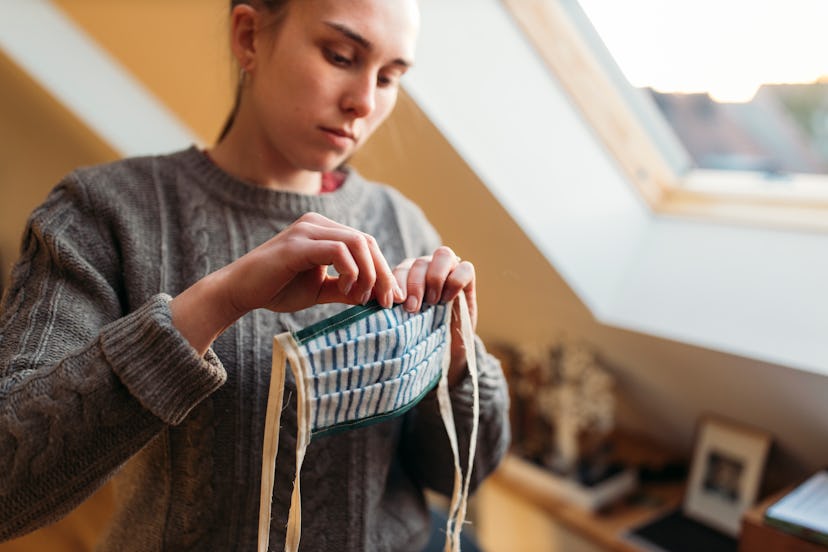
[363, 233, 378, 248]
[299, 212, 321, 223]
[349, 232, 370, 250]
[333, 242, 350, 257]
[291, 220, 309, 233]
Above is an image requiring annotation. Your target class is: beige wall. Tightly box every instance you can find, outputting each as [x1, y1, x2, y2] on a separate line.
[0, 52, 117, 293]
[52, 0, 233, 144]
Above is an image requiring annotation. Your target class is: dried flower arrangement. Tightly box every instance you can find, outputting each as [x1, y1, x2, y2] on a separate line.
[496, 340, 617, 482]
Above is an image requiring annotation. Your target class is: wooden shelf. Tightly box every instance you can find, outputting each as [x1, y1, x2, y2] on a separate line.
[487, 456, 682, 551]
[478, 432, 684, 552]
[740, 486, 828, 552]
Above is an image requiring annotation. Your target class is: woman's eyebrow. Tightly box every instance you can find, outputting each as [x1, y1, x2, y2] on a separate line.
[323, 21, 413, 68]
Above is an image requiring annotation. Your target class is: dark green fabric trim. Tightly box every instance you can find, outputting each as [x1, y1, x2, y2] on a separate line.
[294, 300, 389, 345]
[311, 372, 441, 438]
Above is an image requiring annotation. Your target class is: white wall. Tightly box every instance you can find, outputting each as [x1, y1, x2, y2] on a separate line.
[407, 0, 828, 375]
[395, 0, 828, 483]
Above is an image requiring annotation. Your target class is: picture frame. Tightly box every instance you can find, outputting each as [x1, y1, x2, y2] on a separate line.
[683, 415, 772, 537]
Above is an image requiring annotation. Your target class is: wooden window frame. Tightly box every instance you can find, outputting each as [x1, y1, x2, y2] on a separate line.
[502, 0, 828, 232]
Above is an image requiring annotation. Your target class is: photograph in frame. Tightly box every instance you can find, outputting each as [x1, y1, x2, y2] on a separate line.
[683, 415, 772, 536]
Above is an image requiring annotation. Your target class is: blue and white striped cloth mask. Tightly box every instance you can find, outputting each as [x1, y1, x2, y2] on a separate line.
[258, 294, 480, 552]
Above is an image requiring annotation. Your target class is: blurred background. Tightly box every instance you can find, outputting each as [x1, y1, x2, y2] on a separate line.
[2, 1, 827, 550]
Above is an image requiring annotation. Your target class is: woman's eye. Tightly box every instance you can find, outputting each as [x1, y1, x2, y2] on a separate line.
[378, 70, 404, 89]
[324, 48, 352, 67]
[377, 74, 396, 88]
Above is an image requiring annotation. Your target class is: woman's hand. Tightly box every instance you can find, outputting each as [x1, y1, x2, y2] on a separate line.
[171, 213, 404, 355]
[225, 212, 403, 313]
[392, 246, 477, 387]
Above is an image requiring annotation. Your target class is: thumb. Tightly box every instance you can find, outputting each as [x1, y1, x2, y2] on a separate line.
[316, 276, 357, 305]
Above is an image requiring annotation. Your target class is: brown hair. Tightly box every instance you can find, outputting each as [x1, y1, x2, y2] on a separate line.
[230, 0, 289, 8]
[218, 0, 292, 141]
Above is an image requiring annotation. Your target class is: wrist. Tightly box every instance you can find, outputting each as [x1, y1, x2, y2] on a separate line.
[171, 267, 245, 356]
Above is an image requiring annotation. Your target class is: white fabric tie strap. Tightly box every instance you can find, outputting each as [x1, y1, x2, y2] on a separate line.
[258, 294, 480, 552]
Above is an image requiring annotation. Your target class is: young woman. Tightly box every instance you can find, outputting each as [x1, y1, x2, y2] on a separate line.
[0, 0, 510, 550]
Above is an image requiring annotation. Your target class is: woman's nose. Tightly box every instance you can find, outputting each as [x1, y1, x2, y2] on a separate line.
[341, 74, 377, 118]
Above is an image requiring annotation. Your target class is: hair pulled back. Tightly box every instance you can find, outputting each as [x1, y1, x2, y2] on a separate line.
[230, 0, 290, 11]
[218, 0, 292, 141]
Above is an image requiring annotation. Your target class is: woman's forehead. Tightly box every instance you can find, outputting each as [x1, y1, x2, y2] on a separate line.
[289, 0, 419, 59]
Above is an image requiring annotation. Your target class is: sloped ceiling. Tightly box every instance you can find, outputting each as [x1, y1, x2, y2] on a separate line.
[52, 0, 232, 143]
[0, 50, 116, 285]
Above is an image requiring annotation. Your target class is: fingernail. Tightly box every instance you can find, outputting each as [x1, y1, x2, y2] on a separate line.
[393, 281, 405, 301]
[405, 295, 418, 312]
[361, 291, 372, 305]
[384, 290, 393, 308]
[343, 280, 354, 296]
[426, 289, 437, 305]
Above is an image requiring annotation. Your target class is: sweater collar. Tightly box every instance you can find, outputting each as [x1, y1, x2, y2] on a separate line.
[178, 146, 368, 217]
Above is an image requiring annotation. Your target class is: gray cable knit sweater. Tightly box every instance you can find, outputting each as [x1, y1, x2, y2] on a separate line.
[0, 147, 510, 551]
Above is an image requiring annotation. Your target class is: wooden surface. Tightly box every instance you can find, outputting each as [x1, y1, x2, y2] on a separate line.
[479, 433, 685, 552]
[487, 458, 682, 552]
[740, 486, 828, 552]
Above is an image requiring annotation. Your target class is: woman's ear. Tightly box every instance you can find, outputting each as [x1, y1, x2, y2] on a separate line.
[229, 4, 258, 72]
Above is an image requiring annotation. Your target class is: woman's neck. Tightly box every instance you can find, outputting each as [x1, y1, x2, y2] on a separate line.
[207, 128, 322, 195]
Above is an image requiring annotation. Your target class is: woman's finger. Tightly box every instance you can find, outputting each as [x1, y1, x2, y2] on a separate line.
[403, 257, 431, 312]
[293, 214, 398, 308]
[447, 261, 477, 330]
[392, 258, 414, 303]
[424, 246, 459, 306]
[440, 260, 474, 302]
[297, 222, 384, 303]
[359, 231, 401, 308]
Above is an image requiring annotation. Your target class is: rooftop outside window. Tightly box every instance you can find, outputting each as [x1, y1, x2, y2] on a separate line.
[575, 0, 828, 180]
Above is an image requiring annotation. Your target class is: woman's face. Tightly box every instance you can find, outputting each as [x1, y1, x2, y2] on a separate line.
[245, 0, 419, 175]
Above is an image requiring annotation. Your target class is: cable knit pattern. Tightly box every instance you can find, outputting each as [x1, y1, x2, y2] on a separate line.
[0, 147, 510, 551]
[181, 181, 213, 280]
[99, 295, 226, 425]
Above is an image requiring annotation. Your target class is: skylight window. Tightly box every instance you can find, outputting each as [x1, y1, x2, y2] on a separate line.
[576, 0, 828, 178]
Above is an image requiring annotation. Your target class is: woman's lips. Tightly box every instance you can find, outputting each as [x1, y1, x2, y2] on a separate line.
[320, 127, 356, 150]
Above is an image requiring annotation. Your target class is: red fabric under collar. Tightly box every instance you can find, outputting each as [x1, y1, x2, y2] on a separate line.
[320, 171, 346, 194]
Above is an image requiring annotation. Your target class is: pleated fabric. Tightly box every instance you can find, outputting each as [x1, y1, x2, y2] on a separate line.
[258, 294, 479, 552]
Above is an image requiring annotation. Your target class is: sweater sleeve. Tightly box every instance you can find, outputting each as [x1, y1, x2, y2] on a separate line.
[385, 187, 511, 496]
[0, 178, 226, 541]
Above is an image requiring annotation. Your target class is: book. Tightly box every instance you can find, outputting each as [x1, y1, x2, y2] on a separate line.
[509, 455, 638, 512]
[764, 470, 828, 546]
[627, 508, 737, 552]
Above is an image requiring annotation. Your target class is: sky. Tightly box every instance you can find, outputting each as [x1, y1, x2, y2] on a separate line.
[576, 0, 828, 102]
